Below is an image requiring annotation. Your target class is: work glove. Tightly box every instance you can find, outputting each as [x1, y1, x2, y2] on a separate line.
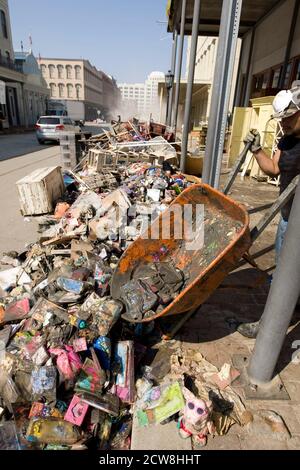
[243, 129, 262, 153]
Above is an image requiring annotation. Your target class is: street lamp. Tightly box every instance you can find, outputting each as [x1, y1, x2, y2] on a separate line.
[165, 69, 174, 125]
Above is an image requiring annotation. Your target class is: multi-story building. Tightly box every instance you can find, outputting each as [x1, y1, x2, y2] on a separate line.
[236, 0, 300, 105]
[0, 0, 13, 60]
[118, 71, 165, 121]
[185, 36, 241, 127]
[102, 72, 121, 120]
[0, 0, 24, 129]
[0, 0, 48, 129]
[39, 58, 120, 121]
[157, 36, 240, 130]
[14, 51, 50, 126]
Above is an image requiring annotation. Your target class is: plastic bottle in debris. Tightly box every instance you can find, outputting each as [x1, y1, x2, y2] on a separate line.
[26, 418, 80, 445]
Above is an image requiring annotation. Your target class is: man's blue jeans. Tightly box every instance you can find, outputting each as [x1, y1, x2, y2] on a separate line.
[275, 216, 289, 264]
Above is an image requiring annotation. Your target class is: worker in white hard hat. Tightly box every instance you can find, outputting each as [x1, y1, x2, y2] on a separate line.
[238, 81, 300, 338]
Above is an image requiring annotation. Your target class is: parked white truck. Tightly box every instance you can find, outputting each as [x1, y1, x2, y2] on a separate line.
[47, 100, 85, 125]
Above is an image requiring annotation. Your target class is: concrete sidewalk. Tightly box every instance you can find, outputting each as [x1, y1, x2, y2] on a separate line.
[177, 268, 300, 450]
[132, 177, 300, 451]
[133, 268, 300, 450]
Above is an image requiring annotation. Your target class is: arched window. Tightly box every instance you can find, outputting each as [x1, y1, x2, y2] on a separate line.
[67, 84, 73, 98]
[0, 10, 8, 39]
[58, 83, 65, 98]
[49, 64, 55, 79]
[66, 65, 72, 79]
[50, 83, 56, 98]
[75, 65, 81, 80]
[75, 84, 82, 100]
[57, 65, 64, 79]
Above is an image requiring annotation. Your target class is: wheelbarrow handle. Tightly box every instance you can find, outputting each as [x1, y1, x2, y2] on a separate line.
[223, 141, 252, 195]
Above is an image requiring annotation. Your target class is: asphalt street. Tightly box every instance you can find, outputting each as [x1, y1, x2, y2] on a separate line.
[0, 135, 60, 254]
[0, 123, 114, 255]
[0, 132, 53, 161]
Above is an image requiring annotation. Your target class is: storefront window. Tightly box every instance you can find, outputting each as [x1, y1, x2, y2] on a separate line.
[283, 63, 292, 88]
[262, 72, 270, 89]
[271, 67, 282, 88]
[296, 60, 300, 81]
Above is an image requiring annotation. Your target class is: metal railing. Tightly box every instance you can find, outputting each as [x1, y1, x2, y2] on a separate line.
[0, 56, 23, 73]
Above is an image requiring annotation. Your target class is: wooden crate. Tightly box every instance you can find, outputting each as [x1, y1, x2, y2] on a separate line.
[87, 149, 117, 171]
[16, 167, 65, 216]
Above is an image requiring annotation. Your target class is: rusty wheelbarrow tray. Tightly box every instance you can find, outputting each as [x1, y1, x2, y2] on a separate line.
[111, 183, 251, 323]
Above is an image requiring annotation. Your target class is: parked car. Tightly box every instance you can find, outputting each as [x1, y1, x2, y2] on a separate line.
[35, 116, 81, 144]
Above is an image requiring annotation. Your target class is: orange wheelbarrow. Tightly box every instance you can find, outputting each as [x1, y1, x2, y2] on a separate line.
[111, 183, 251, 328]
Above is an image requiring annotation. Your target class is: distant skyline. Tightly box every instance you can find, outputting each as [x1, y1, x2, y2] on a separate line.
[9, 0, 186, 84]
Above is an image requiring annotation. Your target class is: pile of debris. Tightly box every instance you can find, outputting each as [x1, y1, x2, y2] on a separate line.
[133, 346, 291, 448]
[1, 127, 290, 450]
[78, 119, 179, 177]
[0, 148, 195, 449]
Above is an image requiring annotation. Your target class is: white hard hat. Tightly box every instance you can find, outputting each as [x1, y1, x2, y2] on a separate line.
[272, 82, 300, 119]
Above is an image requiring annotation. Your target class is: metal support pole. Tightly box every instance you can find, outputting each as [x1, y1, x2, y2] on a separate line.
[202, 0, 243, 188]
[242, 28, 255, 107]
[180, 0, 201, 173]
[159, 86, 163, 123]
[172, 0, 187, 136]
[279, 0, 300, 89]
[248, 177, 300, 384]
[165, 90, 170, 125]
[223, 142, 251, 195]
[166, 31, 178, 127]
[232, 38, 245, 110]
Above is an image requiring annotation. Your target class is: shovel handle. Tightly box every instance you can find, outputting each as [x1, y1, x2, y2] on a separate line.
[223, 141, 252, 195]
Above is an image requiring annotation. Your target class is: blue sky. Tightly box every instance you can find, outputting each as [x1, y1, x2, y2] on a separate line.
[9, 0, 184, 84]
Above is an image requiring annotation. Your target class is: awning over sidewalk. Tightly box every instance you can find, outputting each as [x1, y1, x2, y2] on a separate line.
[167, 0, 282, 37]
[158, 79, 209, 103]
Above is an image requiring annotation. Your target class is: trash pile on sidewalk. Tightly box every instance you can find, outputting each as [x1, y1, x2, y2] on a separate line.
[0, 138, 195, 450]
[133, 346, 291, 448]
[1, 125, 289, 450]
[78, 119, 178, 176]
[133, 346, 248, 444]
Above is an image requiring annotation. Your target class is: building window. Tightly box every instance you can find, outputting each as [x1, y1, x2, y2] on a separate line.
[49, 65, 55, 79]
[67, 84, 73, 98]
[271, 66, 282, 89]
[290, 58, 300, 83]
[58, 83, 64, 98]
[296, 60, 300, 81]
[50, 83, 56, 97]
[57, 65, 64, 79]
[0, 10, 8, 39]
[66, 65, 72, 79]
[283, 63, 292, 88]
[75, 65, 81, 80]
[262, 72, 270, 90]
[75, 84, 81, 100]
[41, 64, 47, 77]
